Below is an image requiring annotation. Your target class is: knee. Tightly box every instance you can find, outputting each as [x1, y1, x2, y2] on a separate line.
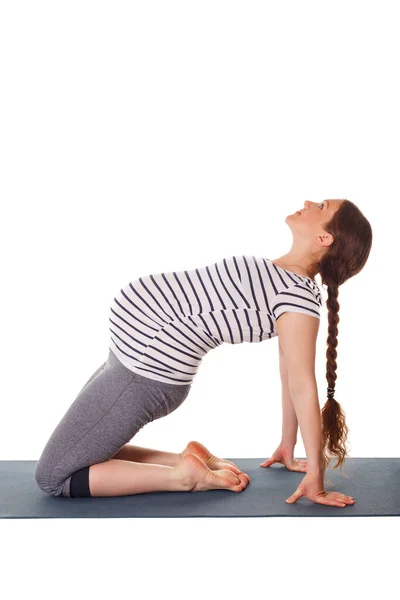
[34, 458, 67, 497]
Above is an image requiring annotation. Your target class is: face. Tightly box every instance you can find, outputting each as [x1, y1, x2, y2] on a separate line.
[289, 199, 344, 232]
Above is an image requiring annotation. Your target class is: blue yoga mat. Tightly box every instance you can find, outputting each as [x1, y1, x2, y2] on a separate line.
[1, 458, 399, 518]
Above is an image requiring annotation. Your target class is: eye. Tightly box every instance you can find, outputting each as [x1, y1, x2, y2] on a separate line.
[319, 203, 324, 209]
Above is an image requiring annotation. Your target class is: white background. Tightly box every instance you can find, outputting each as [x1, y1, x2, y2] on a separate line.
[1, 1, 398, 598]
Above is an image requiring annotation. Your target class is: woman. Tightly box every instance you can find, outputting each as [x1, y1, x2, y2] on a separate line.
[35, 198, 372, 507]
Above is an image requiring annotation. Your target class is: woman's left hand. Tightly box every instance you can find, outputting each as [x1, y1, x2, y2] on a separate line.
[259, 442, 308, 473]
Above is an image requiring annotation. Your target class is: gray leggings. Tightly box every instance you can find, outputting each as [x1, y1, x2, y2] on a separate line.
[35, 348, 192, 497]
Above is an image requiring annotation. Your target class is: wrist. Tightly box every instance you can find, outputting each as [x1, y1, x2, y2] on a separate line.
[280, 438, 297, 448]
[307, 459, 326, 474]
[307, 466, 325, 474]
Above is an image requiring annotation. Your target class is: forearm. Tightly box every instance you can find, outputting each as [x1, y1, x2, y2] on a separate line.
[289, 384, 325, 472]
[280, 378, 298, 446]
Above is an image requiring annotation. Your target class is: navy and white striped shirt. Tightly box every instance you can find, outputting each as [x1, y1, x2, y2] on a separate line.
[108, 255, 322, 385]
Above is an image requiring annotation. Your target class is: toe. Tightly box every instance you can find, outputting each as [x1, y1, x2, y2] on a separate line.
[237, 474, 249, 488]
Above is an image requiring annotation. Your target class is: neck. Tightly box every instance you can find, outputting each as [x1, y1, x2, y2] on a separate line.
[272, 254, 319, 279]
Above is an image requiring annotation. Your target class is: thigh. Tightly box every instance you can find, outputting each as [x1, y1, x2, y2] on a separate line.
[35, 349, 191, 495]
[76, 359, 107, 395]
[35, 349, 136, 493]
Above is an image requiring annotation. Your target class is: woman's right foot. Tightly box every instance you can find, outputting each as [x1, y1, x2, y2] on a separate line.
[177, 452, 249, 492]
[182, 440, 249, 481]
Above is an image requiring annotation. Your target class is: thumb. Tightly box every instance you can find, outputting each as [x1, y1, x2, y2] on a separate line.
[260, 459, 274, 467]
[286, 488, 302, 503]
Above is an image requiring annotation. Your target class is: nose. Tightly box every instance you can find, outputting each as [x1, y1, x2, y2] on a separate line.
[303, 200, 317, 211]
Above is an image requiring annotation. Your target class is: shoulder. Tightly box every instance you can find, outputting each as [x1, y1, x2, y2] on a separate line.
[272, 282, 322, 321]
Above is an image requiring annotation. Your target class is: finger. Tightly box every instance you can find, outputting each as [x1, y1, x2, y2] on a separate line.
[288, 464, 307, 472]
[332, 493, 355, 504]
[316, 497, 347, 507]
[296, 463, 308, 471]
[285, 460, 303, 471]
[260, 459, 275, 467]
[286, 489, 302, 503]
[286, 461, 299, 470]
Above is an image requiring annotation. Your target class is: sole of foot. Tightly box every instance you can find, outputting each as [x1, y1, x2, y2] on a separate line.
[177, 452, 249, 492]
[181, 440, 250, 483]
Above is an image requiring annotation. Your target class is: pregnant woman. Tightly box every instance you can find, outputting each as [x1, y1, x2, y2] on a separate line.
[35, 198, 372, 507]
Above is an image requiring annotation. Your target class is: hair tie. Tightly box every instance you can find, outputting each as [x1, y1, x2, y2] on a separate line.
[327, 387, 335, 399]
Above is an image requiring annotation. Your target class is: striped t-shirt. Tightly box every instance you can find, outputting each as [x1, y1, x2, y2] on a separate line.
[108, 255, 322, 386]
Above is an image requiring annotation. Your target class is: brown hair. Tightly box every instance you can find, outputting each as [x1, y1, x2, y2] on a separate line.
[314, 200, 373, 485]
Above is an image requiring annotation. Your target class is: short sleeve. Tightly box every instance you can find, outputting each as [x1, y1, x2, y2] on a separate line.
[272, 283, 322, 321]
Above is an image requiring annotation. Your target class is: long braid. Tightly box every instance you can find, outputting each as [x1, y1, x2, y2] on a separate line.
[320, 283, 350, 486]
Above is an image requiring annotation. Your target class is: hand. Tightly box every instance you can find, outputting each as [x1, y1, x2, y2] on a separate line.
[260, 442, 308, 473]
[286, 471, 355, 507]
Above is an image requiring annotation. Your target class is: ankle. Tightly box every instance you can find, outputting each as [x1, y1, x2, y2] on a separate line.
[173, 463, 195, 492]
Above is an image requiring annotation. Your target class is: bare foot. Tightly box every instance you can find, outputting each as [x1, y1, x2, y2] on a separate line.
[181, 440, 250, 483]
[177, 452, 249, 492]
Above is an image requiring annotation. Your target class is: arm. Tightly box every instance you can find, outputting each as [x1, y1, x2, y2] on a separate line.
[278, 340, 299, 447]
[289, 385, 324, 472]
[276, 311, 325, 473]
